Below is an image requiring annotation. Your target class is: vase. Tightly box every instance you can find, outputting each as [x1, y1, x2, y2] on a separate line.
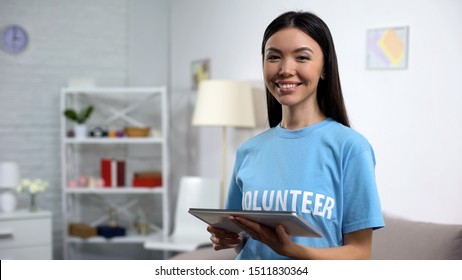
[29, 193, 38, 212]
[74, 124, 87, 139]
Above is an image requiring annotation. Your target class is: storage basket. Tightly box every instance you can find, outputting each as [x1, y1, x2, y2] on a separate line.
[124, 127, 150, 137]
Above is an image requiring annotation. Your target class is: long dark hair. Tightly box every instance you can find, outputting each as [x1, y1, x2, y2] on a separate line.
[262, 11, 350, 128]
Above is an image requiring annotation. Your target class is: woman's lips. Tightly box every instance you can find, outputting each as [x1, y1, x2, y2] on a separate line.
[278, 83, 298, 89]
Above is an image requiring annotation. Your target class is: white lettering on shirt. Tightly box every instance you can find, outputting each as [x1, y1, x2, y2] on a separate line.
[243, 189, 335, 220]
[289, 190, 302, 211]
[301, 191, 314, 214]
[262, 190, 274, 210]
[313, 193, 324, 216]
[253, 190, 261, 210]
[275, 190, 288, 211]
[323, 196, 335, 219]
[243, 191, 252, 210]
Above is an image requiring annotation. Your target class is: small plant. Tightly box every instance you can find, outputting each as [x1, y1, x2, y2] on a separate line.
[64, 105, 94, 124]
[17, 178, 49, 194]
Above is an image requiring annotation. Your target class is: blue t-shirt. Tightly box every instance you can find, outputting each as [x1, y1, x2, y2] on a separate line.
[226, 118, 384, 260]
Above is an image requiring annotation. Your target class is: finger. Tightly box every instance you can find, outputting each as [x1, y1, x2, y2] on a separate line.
[232, 218, 260, 239]
[233, 217, 283, 245]
[275, 224, 292, 244]
[210, 236, 241, 252]
[207, 225, 240, 238]
[213, 243, 235, 251]
[234, 216, 270, 232]
[233, 216, 267, 233]
[210, 235, 241, 246]
[207, 225, 225, 234]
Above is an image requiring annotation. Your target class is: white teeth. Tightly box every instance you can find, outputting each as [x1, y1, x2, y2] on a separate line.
[279, 84, 297, 89]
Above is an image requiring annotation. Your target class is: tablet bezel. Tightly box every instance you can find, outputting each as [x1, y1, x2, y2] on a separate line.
[188, 208, 323, 238]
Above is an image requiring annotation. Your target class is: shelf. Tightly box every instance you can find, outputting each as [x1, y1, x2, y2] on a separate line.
[62, 87, 165, 95]
[65, 188, 163, 194]
[61, 86, 170, 259]
[64, 137, 164, 144]
[67, 232, 162, 244]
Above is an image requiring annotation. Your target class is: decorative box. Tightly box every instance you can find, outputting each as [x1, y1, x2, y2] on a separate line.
[97, 225, 126, 239]
[69, 223, 98, 238]
[125, 127, 150, 137]
[132, 171, 162, 188]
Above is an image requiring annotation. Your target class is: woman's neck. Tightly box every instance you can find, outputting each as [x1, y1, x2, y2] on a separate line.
[280, 103, 326, 130]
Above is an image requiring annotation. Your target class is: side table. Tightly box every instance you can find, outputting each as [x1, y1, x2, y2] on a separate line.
[0, 210, 52, 259]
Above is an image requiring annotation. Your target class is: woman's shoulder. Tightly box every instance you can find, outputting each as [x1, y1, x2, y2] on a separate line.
[242, 127, 274, 144]
[235, 127, 276, 153]
[323, 120, 373, 152]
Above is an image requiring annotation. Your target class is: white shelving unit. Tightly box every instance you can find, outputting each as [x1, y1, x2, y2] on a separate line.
[60, 87, 169, 259]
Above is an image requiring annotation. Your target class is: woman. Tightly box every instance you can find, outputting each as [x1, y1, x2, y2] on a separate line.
[208, 11, 384, 260]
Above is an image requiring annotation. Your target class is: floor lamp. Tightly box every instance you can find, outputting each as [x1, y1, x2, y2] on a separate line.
[192, 80, 256, 208]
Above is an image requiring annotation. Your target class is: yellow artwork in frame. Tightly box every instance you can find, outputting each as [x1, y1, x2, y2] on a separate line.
[367, 26, 409, 69]
[191, 58, 210, 90]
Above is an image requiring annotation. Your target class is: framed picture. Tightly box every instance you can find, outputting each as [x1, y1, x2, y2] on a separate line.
[367, 26, 409, 69]
[191, 58, 210, 90]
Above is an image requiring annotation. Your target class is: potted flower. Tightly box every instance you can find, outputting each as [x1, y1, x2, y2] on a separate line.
[17, 178, 49, 211]
[64, 105, 93, 139]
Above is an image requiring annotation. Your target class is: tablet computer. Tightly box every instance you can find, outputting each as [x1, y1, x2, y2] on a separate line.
[188, 208, 323, 238]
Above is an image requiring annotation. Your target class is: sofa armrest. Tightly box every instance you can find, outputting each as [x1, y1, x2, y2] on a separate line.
[372, 214, 462, 260]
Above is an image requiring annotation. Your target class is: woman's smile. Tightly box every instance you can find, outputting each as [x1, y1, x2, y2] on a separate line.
[274, 81, 305, 93]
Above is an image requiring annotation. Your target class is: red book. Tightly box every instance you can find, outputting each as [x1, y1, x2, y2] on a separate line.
[116, 160, 125, 187]
[101, 158, 112, 188]
[101, 158, 125, 187]
[111, 160, 116, 188]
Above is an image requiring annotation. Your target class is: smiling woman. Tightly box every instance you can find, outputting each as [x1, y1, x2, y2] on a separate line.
[206, 11, 385, 260]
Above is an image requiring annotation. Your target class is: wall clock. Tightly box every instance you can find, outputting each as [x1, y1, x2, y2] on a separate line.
[1, 24, 29, 54]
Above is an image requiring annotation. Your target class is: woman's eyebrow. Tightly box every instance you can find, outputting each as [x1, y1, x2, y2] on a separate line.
[265, 47, 314, 53]
[294, 47, 314, 53]
[265, 47, 281, 53]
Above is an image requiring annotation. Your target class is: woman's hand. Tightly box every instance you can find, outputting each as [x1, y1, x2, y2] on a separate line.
[207, 225, 243, 251]
[221, 216, 373, 259]
[230, 216, 296, 257]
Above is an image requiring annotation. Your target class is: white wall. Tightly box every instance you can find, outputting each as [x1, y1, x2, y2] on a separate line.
[0, 0, 128, 259]
[0, 0, 170, 259]
[170, 0, 462, 224]
[127, 0, 169, 87]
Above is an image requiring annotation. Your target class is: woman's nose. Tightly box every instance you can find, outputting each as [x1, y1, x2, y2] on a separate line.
[278, 59, 295, 77]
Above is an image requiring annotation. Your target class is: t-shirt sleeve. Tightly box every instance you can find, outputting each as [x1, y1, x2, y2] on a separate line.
[342, 142, 385, 234]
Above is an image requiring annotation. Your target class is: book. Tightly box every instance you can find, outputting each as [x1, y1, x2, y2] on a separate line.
[101, 158, 112, 188]
[116, 160, 125, 187]
[101, 158, 126, 188]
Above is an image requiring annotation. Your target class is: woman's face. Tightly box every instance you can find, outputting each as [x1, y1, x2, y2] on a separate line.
[263, 27, 324, 110]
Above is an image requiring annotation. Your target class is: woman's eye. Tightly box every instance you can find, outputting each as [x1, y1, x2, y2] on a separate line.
[266, 55, 280, 61]
[297, 56, 310, 61]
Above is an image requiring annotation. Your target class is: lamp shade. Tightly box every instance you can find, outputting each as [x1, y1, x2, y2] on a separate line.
[192, 80, 256, 128]
[0, 162, 20, 188]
